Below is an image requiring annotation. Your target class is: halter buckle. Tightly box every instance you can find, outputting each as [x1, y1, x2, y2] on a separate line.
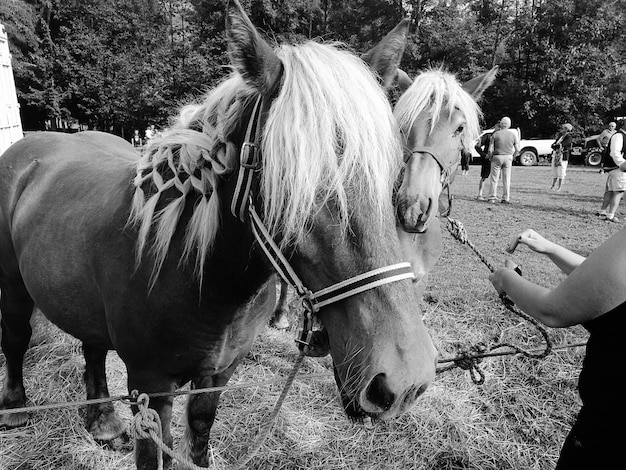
[240, 142, 261, 170]
[295, 309, 314, 353]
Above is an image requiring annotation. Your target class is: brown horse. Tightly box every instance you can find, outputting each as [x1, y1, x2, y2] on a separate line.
[0, 2, 436, 469]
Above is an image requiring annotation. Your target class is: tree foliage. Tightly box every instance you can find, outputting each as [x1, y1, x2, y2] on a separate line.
[0, 0, 624, 139]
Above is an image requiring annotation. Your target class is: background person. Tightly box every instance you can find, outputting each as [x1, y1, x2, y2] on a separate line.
[595, 121, 616, 150]
[460, 148, 471, 176]
[487, 117, 519, 203]
[130, 129, 143, 147]
[144, 124, 156, 142]
[597, 121, 626, 222]
[550, 123, 573, 191]
[474, 122, 500, 200]
[489, 228, 626, 469]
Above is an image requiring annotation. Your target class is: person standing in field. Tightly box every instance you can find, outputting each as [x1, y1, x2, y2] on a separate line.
[597, 120, 626, 222]
[144, 124, 156, 142]
[130, 129, 143, 148]
[489, 228, 626, 469]
[487, 117, 519, 203]
[474, 122, 500, 200]
[550, 123, 573, 191]
[460, 148, 471, 176]
[595, 121, 616, 150]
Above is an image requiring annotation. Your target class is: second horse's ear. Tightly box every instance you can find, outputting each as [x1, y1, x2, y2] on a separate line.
[396, 69, 413, 93]
[362, 19, 410, 89]
[462, 66, 498, 101]
[225, 0, 283, 95]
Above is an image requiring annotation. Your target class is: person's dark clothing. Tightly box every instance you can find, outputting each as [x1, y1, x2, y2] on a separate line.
[601, 129, 626, 171]
[552, 132, 573, 162]
[461, 149, 471, 172]
[555, 299, 626, 469]
[480, 160, 490, 179]
[475, 133, 492, 179]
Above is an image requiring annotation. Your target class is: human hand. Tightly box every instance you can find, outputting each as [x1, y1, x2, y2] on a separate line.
[489, 262, 520, 295]
[506, 229, 552, 254]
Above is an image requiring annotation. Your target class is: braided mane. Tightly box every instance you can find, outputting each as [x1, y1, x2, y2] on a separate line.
[129, 42, 401, 283]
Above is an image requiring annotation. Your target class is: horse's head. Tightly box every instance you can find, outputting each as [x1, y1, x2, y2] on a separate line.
[223, 1, 436, 420]
[393, 67, 497, 232]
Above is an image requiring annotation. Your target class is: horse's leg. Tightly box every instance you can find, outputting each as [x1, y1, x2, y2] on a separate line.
[82, 343, 126, 441]
[182, 366, 238, 467]
[128, 372, 175, 470]
[269, 277, 290, 330]
[0, 283, 34, 428]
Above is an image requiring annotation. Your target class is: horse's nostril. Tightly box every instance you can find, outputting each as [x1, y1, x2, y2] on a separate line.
[366, 373, 395, 411]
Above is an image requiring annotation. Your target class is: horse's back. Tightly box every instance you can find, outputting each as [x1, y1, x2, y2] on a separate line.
[1, 130, 135, 165]
[0, 131, 137, 238]
[0, 131, 139, 347]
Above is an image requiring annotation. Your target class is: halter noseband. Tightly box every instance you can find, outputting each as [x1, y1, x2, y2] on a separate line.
[405, 146, 458, 186]
[231, 95, 415, 354]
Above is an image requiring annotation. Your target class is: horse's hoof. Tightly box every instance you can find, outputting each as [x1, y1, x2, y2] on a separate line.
[98, 431, 132, 451]
[0, 410, 28, 429]
[270, 313, 290, 330]
[89, 410, 127, 441]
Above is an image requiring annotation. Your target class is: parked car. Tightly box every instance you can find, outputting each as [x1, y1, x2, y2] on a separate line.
[470, 129, 554, 166]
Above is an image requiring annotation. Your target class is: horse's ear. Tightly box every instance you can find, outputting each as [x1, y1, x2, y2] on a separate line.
[462, 66, 498, 101]
[396, 69, 413, 93]
[225, 0, 283, 95]
[361, 18, 410, 89]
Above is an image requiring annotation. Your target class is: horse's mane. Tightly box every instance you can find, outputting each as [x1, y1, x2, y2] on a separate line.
[393, 69, 482, 152]
[130, 41, 401, 282]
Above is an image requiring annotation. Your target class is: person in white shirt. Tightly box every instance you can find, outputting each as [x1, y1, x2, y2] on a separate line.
[596, 122, 626, 222]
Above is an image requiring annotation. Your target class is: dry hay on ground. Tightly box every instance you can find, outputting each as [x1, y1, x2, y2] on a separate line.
[0, 165, 615, 469]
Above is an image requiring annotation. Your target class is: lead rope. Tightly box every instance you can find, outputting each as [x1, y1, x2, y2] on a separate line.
[439, 216, 553, 384]
[233, 351, 305, 470]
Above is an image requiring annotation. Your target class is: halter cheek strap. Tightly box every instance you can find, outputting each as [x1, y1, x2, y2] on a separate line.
[231, 95, 264, 222]
[406, 146, 459, 186]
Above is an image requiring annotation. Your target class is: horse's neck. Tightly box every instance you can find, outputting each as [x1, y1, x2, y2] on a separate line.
[206, 217, 271, 300]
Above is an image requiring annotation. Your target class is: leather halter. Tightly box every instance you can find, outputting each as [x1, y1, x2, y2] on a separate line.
[405, 146, 458, 186]
[230, 94, 415, 353]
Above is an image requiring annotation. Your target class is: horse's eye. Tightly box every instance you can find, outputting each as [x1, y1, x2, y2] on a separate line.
[453, 125, 465, 136]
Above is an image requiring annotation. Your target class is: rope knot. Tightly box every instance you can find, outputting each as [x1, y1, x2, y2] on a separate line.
[131, 393, 163, 441]
[446, 217, 468, 243]
[453, 343, 488, 385]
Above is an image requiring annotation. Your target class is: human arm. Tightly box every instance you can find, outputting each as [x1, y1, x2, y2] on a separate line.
[596, 130, 607, 149]
[506, 229, 584, 274]
[490, 228, 626, 327]
[474, 139, 486, 158]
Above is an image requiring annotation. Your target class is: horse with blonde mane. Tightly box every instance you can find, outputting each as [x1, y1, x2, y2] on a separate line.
[270, 21, 497, 329]
[0, 3, 437, 469]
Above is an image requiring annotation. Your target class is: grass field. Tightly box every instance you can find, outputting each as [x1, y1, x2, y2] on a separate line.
[0, 164, 620, 469]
